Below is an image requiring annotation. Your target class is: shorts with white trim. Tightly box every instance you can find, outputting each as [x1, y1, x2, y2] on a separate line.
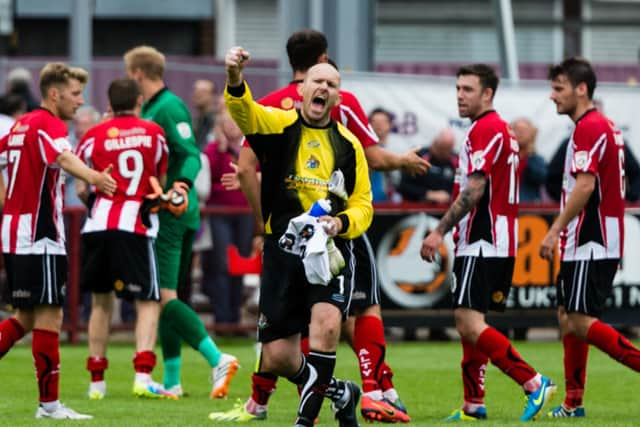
[4, 253, 67, 309]
[451, 255, 514, 313]
[557, 258, 619, 317]
[257, 236, 354, 343]
[81, 230, 160, 301]
[348, 233, 381, 314]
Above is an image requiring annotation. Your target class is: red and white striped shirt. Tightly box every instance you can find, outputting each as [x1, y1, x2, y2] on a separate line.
[0, 109, 71, 255]
[76, 115, 168, 237]
[560, 109, 625, 261]
[453, 110, 519, 258]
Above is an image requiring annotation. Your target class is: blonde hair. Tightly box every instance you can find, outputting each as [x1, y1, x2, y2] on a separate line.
[123, 45, 166, 81]
[39, 62, 88, 98]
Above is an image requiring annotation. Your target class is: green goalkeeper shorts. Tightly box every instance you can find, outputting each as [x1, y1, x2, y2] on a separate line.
[155, 213, 196, 291]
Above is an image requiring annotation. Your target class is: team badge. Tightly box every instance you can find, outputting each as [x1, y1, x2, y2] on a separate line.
[176, 122, 192, 139]
[492, 291, 504, 303]
[307, 140, 320, 148]
[471, 150, 485, 170]
[574, 151, 589, 170]
[257, 313, 269, 329]
[306, 155, 320, 169]
[281, 97, 294, 110]
[107, 127, 119, 138]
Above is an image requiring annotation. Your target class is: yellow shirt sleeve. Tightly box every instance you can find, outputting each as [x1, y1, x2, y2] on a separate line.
[224, 81, 297, 135]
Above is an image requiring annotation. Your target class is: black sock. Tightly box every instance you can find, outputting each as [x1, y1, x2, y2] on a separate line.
[288, 351, 336, 426]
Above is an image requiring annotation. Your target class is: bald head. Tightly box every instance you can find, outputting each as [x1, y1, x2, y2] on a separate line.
[431, 128, 456, 160]
[300, 63, 341, 127]
[511, 118, 537, 153]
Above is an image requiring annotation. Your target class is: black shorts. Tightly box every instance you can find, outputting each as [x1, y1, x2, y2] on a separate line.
[452, 255, 514, 313]
[557, 258, 619, 317]
[348, 233, 381, 313]
[4, 253, 67, 309]
[257, 236, 355, 343]
[81, 231, 160, 301]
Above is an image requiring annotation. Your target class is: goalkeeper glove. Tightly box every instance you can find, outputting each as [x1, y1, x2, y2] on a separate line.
[165, 181, 189, 217]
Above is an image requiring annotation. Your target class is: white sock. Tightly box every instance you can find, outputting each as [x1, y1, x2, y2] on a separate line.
[245, 397, 268, 415]
[41, 400, 61, 412]
[382, 388, 399, 402]
[364, 390, 383, 401]
[135, 373, 152, 384]
[90, 380, 106, 394]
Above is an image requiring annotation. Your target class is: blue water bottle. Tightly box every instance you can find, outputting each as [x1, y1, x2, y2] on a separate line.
[308, 199, 332, 217]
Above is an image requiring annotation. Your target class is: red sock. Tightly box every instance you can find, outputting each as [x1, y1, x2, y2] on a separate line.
[32, 329, 60, 403]
[87, 356, 109, 382]
[251, 372, 277, 405]
[475, 327, 537, 386]
[586, 320, 640, 371]
[0, 318, 25, 359]
[133, 351, 156, 374]
[562, 333, 588, 408]
[461, 339, 488, 404]
[378, 362, 394, 391]
[354, 316, 386, 393]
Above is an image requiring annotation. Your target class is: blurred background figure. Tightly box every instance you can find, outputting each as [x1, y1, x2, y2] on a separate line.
[191, 79, 217, 151]
[368, 107, 399, 202]
[201, 109, 254, 331]
[5, 67, 38, 112]
[0, 93, 27, 137]
[511, 118, 548, 203]
[397, 127, 457, 204]
[68, 106, 101, 208]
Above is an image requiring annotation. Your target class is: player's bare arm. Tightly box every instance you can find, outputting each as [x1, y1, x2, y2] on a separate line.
[57, 150, 117, 196]
[364, 144, 430, 175]
[420, 172, 486, 262]
[539, 172, 595, 260]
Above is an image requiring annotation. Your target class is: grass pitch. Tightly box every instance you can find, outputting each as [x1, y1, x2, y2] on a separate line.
[0, 337, 638, 426]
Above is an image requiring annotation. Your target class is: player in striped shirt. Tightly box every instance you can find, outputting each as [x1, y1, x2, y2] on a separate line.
[0, 62, 116, 420]
[76, 78, 176, 401]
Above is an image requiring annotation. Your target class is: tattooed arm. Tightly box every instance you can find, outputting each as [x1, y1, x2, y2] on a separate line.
[421, 172, 486, 262]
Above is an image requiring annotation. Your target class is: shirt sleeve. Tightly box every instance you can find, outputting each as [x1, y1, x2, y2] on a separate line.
[157, 105, 201, 185]
[570, 121, 605, 176]
[38, 123, 72, 167]
[337, 130, 373, 240]
[224, 82, 298, 136]
[337, 91, 379, 149]
[466, 123, 503, 177]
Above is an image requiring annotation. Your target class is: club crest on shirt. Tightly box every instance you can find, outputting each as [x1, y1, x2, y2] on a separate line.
[492, 291, 504, 303]
[114, 279, 125, 292]
[280, 97, 294, 110]
[306, 155, 320, 169]
[471, 150, 485, 170]
[257, 313, 269, 329]
[574, 151, 589, 170]
[307, 140, 320, 148]
[107, 127, 119, 138]
[176, 122, 192, 139]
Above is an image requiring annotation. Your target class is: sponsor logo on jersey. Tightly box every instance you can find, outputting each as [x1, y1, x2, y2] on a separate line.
[352, 290, 367, 300]
[12, 289, 31, 298]
[307, 140, 321, 148]
[12, 121, 29, 133]
[305, 155, 320, 169]
[107, 127, 120, 138]
[176, 122, 192, 139]
[331, 293, 345, 303]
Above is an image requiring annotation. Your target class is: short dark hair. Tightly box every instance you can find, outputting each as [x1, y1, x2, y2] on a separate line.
[0, 93, 26, 116]
[286, 29, 328, 73]
[548, 57, 597, 99]
[368, 107, 393, 123]
[108, 78, 141, 113]
[456, 64, 499, 98]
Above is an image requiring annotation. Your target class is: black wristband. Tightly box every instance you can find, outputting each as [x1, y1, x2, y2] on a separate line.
[226, 81, 246, 97]
[337, 214, 350, 235]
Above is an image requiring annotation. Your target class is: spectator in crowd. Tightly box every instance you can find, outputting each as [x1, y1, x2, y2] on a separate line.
[201, 109, 254, 330]
[511, 118, 548, 203]
[398, 128, 457, 204]
[6, 67, 39, 112]
[192, 79, 217, 151]
[368, 108, 397, 202]
[546, 100, 640, 202]
[0, 93, 27, 137]
[68, 106, 101, 208]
